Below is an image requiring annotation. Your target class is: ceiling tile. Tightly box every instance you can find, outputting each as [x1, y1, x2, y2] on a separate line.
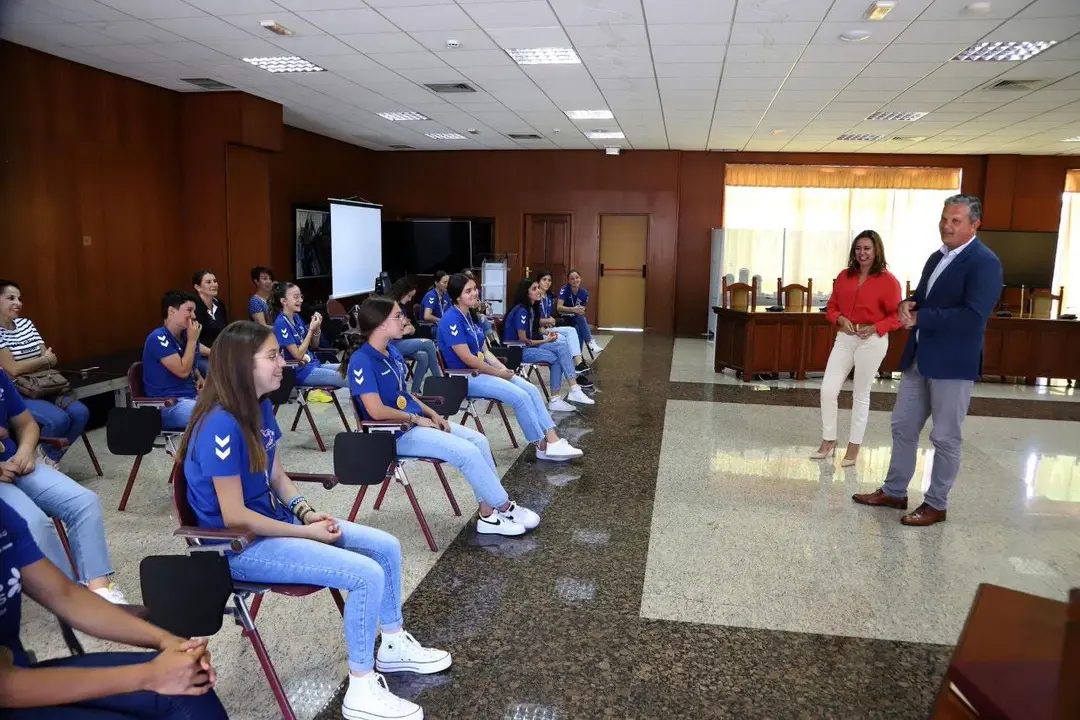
[367, 51, 449, 69]
[651, 45, 726, 63]
[781, 75, 849, 90]
[142, 40, 232, 63]
[859, 61, 942, 79]
[983, 16, 1080, 43]
[788, 62, 865, 78]
[1016, 0, 1080, 19]
[463, 1, 559, 28]
[185, 0, 283, 12]
[486, 27, 571, 47]
[647, 23, 731, 46]
[657, 76, 720, 90]
[24, 22, 124, 46]
[152, 16, 254, 40]
[894, 19, 1002, 45]
[729, 21, 819, 45]
[724, 62, 795, 78]
[340, 32, 426, 53]
[436, 49, 517, 67]
[723, 44, 804, 63]
[825, 0, 933, 22]
[643, 0, 738, 25]
[799, 43, 883, 62]
[460, 64, 528, 81]
[565, 24, 648, 47]
[922, 0, 1043, 20]
[655, 63, 724, 78]
[582, 58, 657, 78]
[194, 36, 287, 58]
[735, 0, 834, 22]
[294, 9, 401, 34]
[874, 44, 961, 63]
[378, 5, 479, 32]
[271, 34, 359, 55]
[660, 89, 720, 108]
[809, 21, 908, 45]
[549, 0, 643, 25]
[408, 29, 498, 51]
[77, 20, 185, 44]
[276, 0, 380, 9]
[96, 0, 202, 20]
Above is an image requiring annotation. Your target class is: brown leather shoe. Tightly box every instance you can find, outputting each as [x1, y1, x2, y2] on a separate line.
[851, 489, 908, 509]
[901, 503, 947, 526]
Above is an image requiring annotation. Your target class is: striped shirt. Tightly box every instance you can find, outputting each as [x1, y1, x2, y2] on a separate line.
[0, 318, 44, 362]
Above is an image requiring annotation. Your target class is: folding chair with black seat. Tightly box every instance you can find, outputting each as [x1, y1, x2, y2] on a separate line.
[276, 357, 350, 452]
[120, 363, 185, 503]
[491, 316, 551, 402]
[348, 395, 461, 552]
[107, 405, 170, 512]
[434, 348, 518, 449]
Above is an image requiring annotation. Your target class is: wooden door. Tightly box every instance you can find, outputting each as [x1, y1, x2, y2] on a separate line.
[523, 214, 571, 282]
[598, 215, 647, 329]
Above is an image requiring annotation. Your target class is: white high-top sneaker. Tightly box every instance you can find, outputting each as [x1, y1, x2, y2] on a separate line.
[342, 672, 422, 720]
[375, 631, 452, 674]
[567, 386, 594, 405]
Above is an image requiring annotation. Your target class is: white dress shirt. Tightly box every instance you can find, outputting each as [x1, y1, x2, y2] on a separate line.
[917, 236, 975, 340]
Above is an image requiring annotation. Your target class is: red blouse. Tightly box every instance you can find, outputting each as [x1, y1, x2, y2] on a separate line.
[825, 268, 902, 336]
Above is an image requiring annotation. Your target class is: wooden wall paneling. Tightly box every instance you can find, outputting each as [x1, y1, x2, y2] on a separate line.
[675, 152, 723, 336]
[239, 94, 283, 152]
[1010, 156, 1069, 232]
[225, 144, 272, 319]
[981, 155, 1018, 230]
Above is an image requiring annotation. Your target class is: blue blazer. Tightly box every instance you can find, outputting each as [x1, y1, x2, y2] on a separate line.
[901, 237, 1003, 380]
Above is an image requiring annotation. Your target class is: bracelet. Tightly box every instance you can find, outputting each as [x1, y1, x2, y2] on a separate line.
[291, 499, 315, 521]
[287, 495, 306, 512]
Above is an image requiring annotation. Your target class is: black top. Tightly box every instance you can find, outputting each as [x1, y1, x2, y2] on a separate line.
[194, 296, 229, 348]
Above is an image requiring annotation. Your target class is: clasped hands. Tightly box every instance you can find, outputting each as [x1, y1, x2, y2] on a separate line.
[837, 316, 878, 339]
[897, 300, 918, 329]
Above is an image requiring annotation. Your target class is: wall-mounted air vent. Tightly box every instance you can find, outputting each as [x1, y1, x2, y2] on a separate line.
[980, 78, 1052, 91]
[181, 78, 235, 90]
[424, 82, 476, 93]
[507, 133, 544, 140]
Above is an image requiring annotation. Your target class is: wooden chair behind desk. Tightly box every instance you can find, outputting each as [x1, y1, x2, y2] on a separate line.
[777, 278, 812, 311]
[1022, 286, 1065, 319]
[722, 276, 759, 312]
[931, 583, 1079, 720]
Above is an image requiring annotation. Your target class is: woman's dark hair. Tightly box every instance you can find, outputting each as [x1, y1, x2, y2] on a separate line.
[250, 266, 274, 285]
[176, 321, 274, 472]
[160, 290, 197, 318]
[846, 230, 888, 276]
[446, 273, 480, 323]
[192, 270, 214, 287]
[533, 270, 554, 297]
[431, 270, 448, 290]
[339, 296, 397, 378]
[389, 277, 414, 302]
[268, 282, 296, 323]
[0, 279, 20, 294]
[511, 280, 541, 340]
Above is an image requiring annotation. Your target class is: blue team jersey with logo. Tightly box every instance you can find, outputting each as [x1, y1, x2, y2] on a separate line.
[539, 293, 555, 319]
[348, 342, 423, 423]
[421, 289, 451, 319]
[273, 313, 321, 383]
[504, 304, 537, 342]
[142, 325, 199, 399]
[184, 399, 290, 531]
[436, 307, 484, 370]
[559, 284, 589, 308]
[0, 498, 45, 667]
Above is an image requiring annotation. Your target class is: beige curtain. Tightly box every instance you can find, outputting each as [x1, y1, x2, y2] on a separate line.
[1053, 178, 1080, 313]
[726, 164, 962, 190]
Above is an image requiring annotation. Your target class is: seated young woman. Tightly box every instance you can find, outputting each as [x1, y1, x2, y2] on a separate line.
[435, 274, 583, 462]
[534, 270, 589, 374]
[0, 279, 91, 468]
[269, 282, 347, 389]
[0, 499, 227, 720]
[178, 321, 449, 720]
[344, 297, 539, 537]
[387, 278, 443, 393]
[505, 279, 594, 412]
[247, 266, 274, 326]
[191, 270, 228, 378]
[0, 369, 128, 604]
[142, 291, 203, 431]
[557, 270, 603, 356]
[420, 271, 451, 326]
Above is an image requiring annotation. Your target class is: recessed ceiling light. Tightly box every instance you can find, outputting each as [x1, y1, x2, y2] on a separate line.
[953, 41, 1057, 62]
[505, 47, 581, 65]
[769, 128, 784, 136]
[962, 2, 992, 15]
[836, 133, 884, 141]
[242, 56, 324, 73]
[889, 135, 928, 142]
[840, 30, 872, 42]
[864, 1, 896, 20]
[425, 132, 467, 140]
[584, 130, 625, 139]
[377, 111, 429, 121]
[565, 110, 614, 120]
[867, 110, 929, 121]
[259, 20, 293, 36]
[605, 147, 621, 155]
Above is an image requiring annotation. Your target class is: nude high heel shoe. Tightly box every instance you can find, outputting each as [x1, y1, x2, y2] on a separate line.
[809, 443, 836, 460]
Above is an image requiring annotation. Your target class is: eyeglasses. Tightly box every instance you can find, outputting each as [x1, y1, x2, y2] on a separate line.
[390, 312, 407, 322]
[258, 348, 285, 361]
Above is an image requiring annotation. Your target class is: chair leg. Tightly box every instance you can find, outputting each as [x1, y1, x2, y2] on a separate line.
[117, 455, 144, 511]
[373, 475, 393, 510]
[398, 467, 438, 552]
[290, 402, 304, 432]
[81, 434, 103, 476]
[534, 368, 550, 402]
[235, 595, 297, 720]
[302, 404, 327, 452]
[59, 620, 86, 656]
[486, 399, 496, 415]
[331, 392, 351, 432]
[495, 402, 518, 448]
[329, 588, 346, 617]
[348, 486, 370, 522]
[53, 518, 78, 577]
[249, 593, 264, 621]
[433, 463, 461, 516]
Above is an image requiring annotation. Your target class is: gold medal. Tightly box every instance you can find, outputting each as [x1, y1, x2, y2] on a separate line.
[396, 395, 407, 410]
[477, 350, 484, 360]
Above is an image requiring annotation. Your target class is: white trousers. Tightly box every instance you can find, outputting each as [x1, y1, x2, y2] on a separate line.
[820, 331, 889, 444]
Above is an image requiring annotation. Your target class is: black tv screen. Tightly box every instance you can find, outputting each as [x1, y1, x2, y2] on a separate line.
[977, 230, 1058, 288]
[382, 220, 472, 277]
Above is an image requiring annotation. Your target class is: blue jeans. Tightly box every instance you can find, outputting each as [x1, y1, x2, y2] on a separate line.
[25, 398, 90, 461]
[563, 314, 592, 343]
[9, 652, 228, 719]
[392, 338, 443, 393]
[396, 423, 508, 507]
[161, 398, 196, 431]
[523, 342, 575, 392]
[196, 354, 210, 378]
[226, 519, 403, 674]
[0, 464, 113, 583]
[301, 364, 348, 389]
[466, 374, 555, 444]
[550, 326, 581, 357]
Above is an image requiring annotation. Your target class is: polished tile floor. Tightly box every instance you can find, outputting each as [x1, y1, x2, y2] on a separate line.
[20, 334, 1079, 718]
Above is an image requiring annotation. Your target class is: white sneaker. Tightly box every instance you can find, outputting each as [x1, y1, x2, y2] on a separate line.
[499, 501, 540, 530]
[588, 340, 602, 353]
[376, 631, 452, 675]
[342, 672, 422, 720]
[92, 584, 129, 604]
[477, 512, 526, 536]
[536, 439, 583, 460]
[548, 397, 576, 412]
[567, 386, 594, 405]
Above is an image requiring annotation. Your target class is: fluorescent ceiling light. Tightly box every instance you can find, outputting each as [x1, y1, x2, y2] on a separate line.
[864, 1, 896, 20]
[953, 41, 1057, 62]
[377, 111, 429, 121]
[505, 47, 581, 65]
[565, 110, 614, 120]
[866, 110, 928, 121]
[836, 133, 884, 141]
[242, 56, 324, 73]
[425, 132, 467, 140]
[584, 130, 624, 140]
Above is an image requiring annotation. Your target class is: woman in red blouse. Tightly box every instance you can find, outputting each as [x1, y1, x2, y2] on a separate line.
[813, 230, 901, 466]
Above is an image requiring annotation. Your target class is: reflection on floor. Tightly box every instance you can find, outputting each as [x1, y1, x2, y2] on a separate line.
[20, 333, 1079, 719]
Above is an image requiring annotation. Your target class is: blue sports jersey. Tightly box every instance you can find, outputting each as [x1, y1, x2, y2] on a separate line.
[183, 399, 291, 531]
[0, 371, 27, 461]
[559, 284, 589, 308]
[436, 307, 484, 370]
[142, 326, 199, 399]
[348, 342, 423, 424]
[538, 293, 555, 319]
[504, 304, 536, 342]
[421, 289, 451, 319]
[273, 313, 321, 383]
[0, 498, 45, 667]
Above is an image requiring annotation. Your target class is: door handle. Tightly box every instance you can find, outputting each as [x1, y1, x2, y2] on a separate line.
[600, 265, 647, 278]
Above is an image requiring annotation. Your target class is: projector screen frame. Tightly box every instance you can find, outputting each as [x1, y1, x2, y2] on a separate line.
[328, 197, 384, 300]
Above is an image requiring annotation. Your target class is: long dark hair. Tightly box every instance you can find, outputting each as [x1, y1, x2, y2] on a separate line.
[511, 279, 541, 340]
[339, 296, 397, 378]
[534, 269, 555, 299]
[431, 270, 448, 292]
[176, 321, 273, 472]
[268, 281, 296, 323]
[846, 230, 888, 276]
[389, 277, 414, 302]
[447, 272, 481, 324]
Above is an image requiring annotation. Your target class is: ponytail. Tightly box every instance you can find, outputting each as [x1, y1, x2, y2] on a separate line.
[339, 296, 396, 378]
[267, 282, 294, 324]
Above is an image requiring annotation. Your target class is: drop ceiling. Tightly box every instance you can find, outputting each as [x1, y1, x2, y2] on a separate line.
[3, 0, 1080, 154]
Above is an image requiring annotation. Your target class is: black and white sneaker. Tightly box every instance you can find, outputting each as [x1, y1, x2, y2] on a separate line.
[477, 512, 526, 536]
[575, 361, 591, 374]
[576, 375, 594, 388]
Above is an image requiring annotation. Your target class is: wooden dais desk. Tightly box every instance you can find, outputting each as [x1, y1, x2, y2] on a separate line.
[711, 307, 1080, 382]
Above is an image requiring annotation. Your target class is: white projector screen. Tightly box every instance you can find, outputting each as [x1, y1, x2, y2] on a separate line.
[329, 199, 383, 298]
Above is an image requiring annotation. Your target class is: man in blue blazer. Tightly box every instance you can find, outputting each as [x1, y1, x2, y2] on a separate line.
[853, 194, 1003, 526]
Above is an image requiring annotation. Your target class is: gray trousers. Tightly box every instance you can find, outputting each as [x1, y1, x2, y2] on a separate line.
[881, 364, 973, 510]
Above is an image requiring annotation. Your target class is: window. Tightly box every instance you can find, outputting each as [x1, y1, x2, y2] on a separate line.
[1054, 172, 1080, 314]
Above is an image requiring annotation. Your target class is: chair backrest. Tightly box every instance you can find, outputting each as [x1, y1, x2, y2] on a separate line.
[266, 365, 297, 407]
[489, 343, 522, 370]
[140, 553, 232, 639]
[326, 298, 347, 318]
[422, 375, 468, 416]
[1026, 286, 1064, 319]
[333, 431, 397, 486]
[127, 362, 145, 397]
[169, 461, 199, 530]
[722, 277, 758, 312]
[106, 406, 162, 456]
[778, 278, 813, 311]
